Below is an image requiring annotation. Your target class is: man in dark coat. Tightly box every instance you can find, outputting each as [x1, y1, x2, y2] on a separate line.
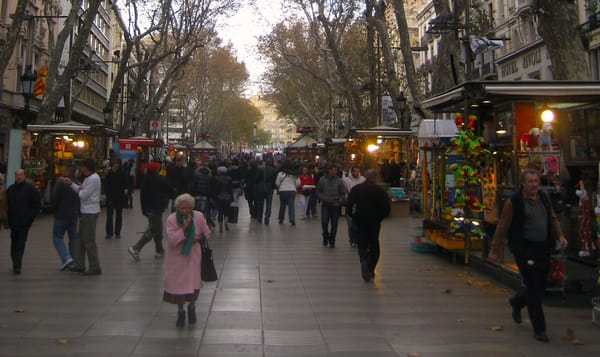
[104, 158, 129, 239]
[345, 169, 390, 282]
[128, 162, 175, 260]
[488, 168, 568, 342]
[253, 159, 278, 225]
[7, 168, 41, 274]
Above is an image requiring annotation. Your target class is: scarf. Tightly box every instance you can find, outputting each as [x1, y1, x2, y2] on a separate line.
[177, 211, 195, 255]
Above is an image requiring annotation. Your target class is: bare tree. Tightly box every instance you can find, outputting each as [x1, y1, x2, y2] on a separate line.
[535, 0, 590, 79]
[0, 0, 29, 91]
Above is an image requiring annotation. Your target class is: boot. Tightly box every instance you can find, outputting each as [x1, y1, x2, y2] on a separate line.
[187, 304, 197, 324]
[225, 223, 229, 231]
[219, 222, 223, 233]
[176, 310, 185, 328]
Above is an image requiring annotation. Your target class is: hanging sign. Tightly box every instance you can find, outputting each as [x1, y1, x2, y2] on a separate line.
[149, 120, 161, 132]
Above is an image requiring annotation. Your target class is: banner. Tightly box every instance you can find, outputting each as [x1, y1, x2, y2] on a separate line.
[33, 64, 48, 97]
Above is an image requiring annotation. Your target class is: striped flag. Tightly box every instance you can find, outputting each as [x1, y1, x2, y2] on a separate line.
[33, 64, 48, 97]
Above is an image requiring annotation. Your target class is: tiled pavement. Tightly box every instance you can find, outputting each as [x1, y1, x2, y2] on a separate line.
[1, 192, 599, 356]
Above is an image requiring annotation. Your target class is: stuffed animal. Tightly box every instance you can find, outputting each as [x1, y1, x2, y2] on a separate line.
[540, 122, 553, 150]
[527, 127, 540, 150]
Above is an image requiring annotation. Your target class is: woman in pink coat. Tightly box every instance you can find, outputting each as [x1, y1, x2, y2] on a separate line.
[163, 193, 211, 328]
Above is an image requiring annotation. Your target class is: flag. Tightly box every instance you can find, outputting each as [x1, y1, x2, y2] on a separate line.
[33, 64, 48, 97]
[469, 35, 504, 56]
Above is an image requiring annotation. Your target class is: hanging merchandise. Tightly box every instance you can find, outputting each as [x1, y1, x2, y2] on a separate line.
[576, 180, 594, 257]
[444, 113, 493, 263]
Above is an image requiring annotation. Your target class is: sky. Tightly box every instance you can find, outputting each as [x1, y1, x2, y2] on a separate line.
[218, 1, 288, 96]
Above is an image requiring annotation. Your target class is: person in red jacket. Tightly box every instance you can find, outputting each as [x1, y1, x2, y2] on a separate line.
[298, 166, 315, 219]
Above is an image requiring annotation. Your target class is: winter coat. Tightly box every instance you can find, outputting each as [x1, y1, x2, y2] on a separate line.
[7, 181, 41, 230]
[141, 172, 175, 215]
[104, 168, 129, 208]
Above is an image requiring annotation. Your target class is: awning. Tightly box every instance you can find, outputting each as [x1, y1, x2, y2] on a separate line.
[354, 125, 413, 137]
[27, 120, 90, 133]
[119, 136, 164, 150]
[418, 119, 458, 139]
[288, 135, 317, 148]
[192, 139, 216, 150]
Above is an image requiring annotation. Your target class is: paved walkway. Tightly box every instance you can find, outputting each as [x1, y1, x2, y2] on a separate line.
[1, 192, 599, 356]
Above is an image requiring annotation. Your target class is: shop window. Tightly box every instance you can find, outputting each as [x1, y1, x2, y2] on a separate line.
[566, 109, 600, 163]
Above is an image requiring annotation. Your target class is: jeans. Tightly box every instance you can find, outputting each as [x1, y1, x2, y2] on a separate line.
[264, 189, 274, 223]
[513, 242, 551, 334]
[10, 227, 31, 270]
[321, 203, 341, 244]
[73, 213, 101, 272]
[357, 221, 381, 274]
[133, 211, 164, 254]
[105, 203, 122, 237]
[53, 217, 78, 263]
[278, 190, 296, 223]
[346, 215, 358, 244]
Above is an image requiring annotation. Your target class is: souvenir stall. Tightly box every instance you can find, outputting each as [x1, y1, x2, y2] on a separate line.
[189, 139, 217, 162]
[284, 135, 318, 161]
[25, 120, 118, 209]
[423, 80, 600, 272]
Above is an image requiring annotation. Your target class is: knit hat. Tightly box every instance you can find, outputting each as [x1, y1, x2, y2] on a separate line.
[217, 166, 228, 175]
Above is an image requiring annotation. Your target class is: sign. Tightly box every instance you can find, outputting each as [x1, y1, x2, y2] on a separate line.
[149, 120, 161, 132]
[296, 126, 314, 133]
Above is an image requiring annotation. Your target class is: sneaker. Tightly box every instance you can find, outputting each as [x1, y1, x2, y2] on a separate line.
[59, 257, 74, 271]
[128, 247, 140, 261]
[105, 235, 113, 240]
[509, 297, 522, 324]
[534, 332, 549, 342]
[155, 252, 165, 258]
[115, 234, 121, 239]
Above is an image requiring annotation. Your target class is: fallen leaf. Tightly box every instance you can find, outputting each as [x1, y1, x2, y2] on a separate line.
[444, 288, 452, 294]
[14, 309, 25, 313]
[266, 280, 274, 283]
[571, 338, 584, 345]
[407, 353, 422, 357]
[489, 325, 504, 331]
[57, 338, 69, 345]
[456, 318, 464, 323]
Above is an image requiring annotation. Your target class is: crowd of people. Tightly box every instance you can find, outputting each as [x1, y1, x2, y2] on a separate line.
[0, 153, 394, 328]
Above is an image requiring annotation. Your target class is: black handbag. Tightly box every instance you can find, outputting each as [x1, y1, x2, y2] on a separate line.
[228, 205, 239, 224]
[200, 238, 218, 282]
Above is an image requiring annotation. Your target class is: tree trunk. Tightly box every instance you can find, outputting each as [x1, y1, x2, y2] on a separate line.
[536, 0, 590, 80]
[389, 0, 434, 123]
[39, 0, 102, 124]
[0, 0, 29, 91]
[431, 0, 465, 94]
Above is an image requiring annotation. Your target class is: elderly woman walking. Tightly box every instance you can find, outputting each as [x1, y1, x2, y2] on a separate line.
[163, 193, 211, 328]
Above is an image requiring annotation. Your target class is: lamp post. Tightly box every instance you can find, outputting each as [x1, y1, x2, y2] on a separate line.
[18, 66, 36, 129]
[397, 91, 407, 129]
[103, 106, 113, 128]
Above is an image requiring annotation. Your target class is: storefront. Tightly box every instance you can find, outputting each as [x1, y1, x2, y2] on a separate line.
[114, 136, 164, 187]
[422, 80, 600, 273]
[189, 139, 217, 162]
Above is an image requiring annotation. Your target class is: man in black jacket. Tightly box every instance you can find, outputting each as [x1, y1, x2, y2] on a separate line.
[128, 162, 175, 260]
[345, 169, 390, 282]
[254, 159, 278, 225]
[7, 169, 41, 274]
[488, 168, 568, 342]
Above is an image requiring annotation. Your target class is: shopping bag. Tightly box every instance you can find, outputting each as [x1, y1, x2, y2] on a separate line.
[201, 240, 218, 282]
[228, 205, 239, 224]
[549, 258, 565, 281]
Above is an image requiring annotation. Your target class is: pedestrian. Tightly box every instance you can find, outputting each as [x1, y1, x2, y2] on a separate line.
[65, 158, 102, 275]
[342, 166, 365, 248]
[213, 166, 233, 233]
[163, 193, 211, 328]
[125, 159, 135, 207]
[6, 168, 41, 274]
[167, 156, 193, 210]
[306, 164, 320, 218]
[345, 169, 390, 282]
[104, 158, 129, 239]
[316, 164, 346, 248]
[254, 158, 278, 225]
[128, 161, 175, 261]
[51, 166, 79, 271]
[488, 168, 568, 342]
[191, 163, 214, 226]
[0, 173, 8, 231]
[298, 166, 315, 220]
[275, 161, 301, 225]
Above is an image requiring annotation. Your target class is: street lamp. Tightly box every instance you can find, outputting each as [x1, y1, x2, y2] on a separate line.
[397, 91, 407, 129]
[103, 106, 113, 128]
[19, 65, 36, 129]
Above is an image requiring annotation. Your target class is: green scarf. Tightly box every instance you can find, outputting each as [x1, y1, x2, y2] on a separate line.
[177, 211, 195, 255]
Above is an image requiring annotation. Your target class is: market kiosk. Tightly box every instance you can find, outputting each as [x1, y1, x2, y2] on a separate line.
[284, 135, 318, 161]
[115, 136, 164, 187]
[25, 120, 117, 209]
[189, 139, 217, 162]
[422, 80, 600, 271]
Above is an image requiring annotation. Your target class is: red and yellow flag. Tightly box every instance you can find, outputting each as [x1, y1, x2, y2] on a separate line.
[33, 64, 48, 97]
